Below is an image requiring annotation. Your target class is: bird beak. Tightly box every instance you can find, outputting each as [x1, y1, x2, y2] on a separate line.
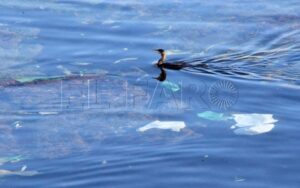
[153, 49, 159, 52]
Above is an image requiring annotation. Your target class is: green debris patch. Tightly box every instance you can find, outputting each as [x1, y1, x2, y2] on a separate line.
[0, 155, 25, 165]
[197, 111, 231, 121]
[161, 80, 181, 92]
[15, 75, 64, 84]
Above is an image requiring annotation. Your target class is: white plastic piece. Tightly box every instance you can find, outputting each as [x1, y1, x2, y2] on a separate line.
[21, 165, 27, 172]
[138, 120, 186, 132]
[113, 57, 138, 64]
[232, 114, 277, 135]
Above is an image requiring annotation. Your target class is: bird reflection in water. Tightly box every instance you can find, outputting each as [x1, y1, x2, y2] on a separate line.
[152, 48, 251, 82]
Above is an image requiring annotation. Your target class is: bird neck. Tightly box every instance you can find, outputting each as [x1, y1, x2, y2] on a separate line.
[159, 53, 166, 64]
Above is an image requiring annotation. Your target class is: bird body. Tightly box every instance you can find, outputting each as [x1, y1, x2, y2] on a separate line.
[154, 49, 186, 70]
[158, 62, 187, 70]
[154, 67, 166, 81]
[153, 48, 207, 81]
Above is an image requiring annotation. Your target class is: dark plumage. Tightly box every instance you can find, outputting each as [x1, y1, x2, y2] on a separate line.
[154, 49, 186, 70]
[154, 67, 166, 81]
[153, 49, 208, 81]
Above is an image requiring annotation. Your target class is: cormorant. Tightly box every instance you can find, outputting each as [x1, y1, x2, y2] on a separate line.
[154, 66, 166, 81]
[154, 49, 187, 70]
[152, 48, 209, 81]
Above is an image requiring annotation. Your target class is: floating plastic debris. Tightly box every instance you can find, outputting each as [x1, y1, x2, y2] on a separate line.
[13, 121, 22, 129]
[0, 165, 38, 177]
[235, 177, 246, 182]
[38, 112, 59, 115]
[57, 65, 72, 75]
[137, 120, 186, 132]
[113, 57, 138, 64]
[72, 62, 90, 66]
[15, 76, 44, 83]
[0, 155, 24, 165]
[197, 111, 231, 121]
[21, 165, 27, 172]
[102, 19, 116, 25]
[161, 81, 180, 92]
[196, 111, 277, 135]
[201, 155, 209, 162]
[15, 75, 62, 84]
[231, 114, 277, 135]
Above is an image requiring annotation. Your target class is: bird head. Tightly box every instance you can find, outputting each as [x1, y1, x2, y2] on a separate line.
[154, 49, 165, 55]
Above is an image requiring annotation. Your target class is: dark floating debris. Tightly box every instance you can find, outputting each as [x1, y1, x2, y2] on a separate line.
[0, 73, 105, 88]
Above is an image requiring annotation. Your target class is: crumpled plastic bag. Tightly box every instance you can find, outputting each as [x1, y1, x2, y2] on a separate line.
[196, 111, 278, 135]
[197, 111, 231, 121]
[137, 120, 186, 132]
[231, 114, 278, 135]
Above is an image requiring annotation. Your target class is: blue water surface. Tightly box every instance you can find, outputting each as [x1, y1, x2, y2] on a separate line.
[0, 1, 300, 187]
